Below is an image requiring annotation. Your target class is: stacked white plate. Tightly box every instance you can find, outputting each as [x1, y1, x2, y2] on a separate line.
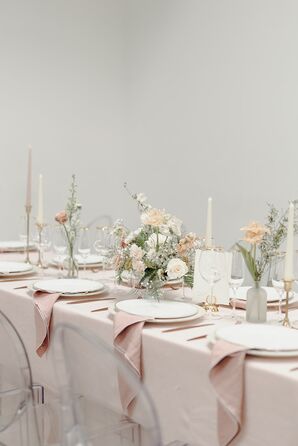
[0, 241, 35, 252]
[234, 286, 289, 303]
[113, 299, 205, 324]
[51, 254, 104, 269]
[211, 323, 298, 357]
[0, 261, 34, 276]
[32, 278, 106, 297]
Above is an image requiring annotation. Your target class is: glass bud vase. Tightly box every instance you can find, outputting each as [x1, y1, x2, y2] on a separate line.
[246, 282, 267, 323]
[66, 248, 78, 278]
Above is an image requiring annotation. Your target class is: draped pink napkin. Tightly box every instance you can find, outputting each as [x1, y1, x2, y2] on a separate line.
[33, 291, 60, 357]
[113, 310, 149, 413]
[209, 340, 248, 446]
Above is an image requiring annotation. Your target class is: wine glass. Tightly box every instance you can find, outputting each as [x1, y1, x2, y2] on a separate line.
[272, 253, 286, 322]
[94, 226, 114, 270]
[199, 248, 226, 317]
[40, 225, 52, 269]
[19, 215, 28, 255]
[53, 225, 67, 278]
[228, 249, 244, 319]
[78, 227, 91, 273]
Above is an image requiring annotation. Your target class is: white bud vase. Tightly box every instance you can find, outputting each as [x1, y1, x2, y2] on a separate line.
[246, 282, 267, 323]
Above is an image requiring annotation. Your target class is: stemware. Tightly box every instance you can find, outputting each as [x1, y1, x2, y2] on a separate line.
[199, 247, 226, 317]
[53, 225, 67, 278]
[19, 215, 28, 255]
[272, 253, 286, 322]
[78, 227, 91, 273]
[228, 249, 244, 319]
[39, 225, 52, 268]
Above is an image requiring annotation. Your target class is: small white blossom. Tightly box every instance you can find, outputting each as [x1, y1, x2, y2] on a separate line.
[147, 233, 167, 249]
[136, 193, 147, 204]
[130, 244, 144, 260]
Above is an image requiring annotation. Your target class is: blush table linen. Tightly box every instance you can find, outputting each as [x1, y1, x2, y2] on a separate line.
[1, 254, 298, 445]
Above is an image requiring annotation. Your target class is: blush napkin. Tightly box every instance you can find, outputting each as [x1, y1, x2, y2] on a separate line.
[113, 310, 149, 413]
[33, 290, 60, 357]
[209, 340, 248, 446]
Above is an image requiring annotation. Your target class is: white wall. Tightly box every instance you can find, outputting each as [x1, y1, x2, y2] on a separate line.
[1, 1, 298, 247]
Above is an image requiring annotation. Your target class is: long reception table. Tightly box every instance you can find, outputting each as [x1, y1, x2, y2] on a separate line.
[1, 252, 298, 446]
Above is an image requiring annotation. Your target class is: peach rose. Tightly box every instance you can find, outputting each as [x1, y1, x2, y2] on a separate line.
[55, 211, 68, 224]
[141, 208, 166, 227]
[240, 221, 269, 245]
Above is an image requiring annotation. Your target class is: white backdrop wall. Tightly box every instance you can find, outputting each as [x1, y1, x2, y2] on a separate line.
[1, 0, 298, 248]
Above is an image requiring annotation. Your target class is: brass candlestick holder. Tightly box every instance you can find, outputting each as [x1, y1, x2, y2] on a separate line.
[282, 279, 293, 327]
[36, 222, 46, 268]
[25, 205, 32, 264]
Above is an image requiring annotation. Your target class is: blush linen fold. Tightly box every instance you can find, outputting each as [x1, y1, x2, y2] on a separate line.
[33, 290, 60, 357]
[209, 340, 248, 446]
[113, 311, 149, 414]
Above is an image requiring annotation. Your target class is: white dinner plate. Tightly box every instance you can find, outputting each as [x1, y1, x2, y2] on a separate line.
[0, 261, 34, 276]
[115, 299, 199, 319]
[32, 279, 104, 295]
[0, 241, 35, 252]
[234, 286, 290, 303]
[213, 323, 298, 357]
[110, 303, 205, 324]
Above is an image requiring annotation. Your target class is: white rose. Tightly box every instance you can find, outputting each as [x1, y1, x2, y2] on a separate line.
[130, 244, 144, 260]
[166, 258, 188, 280]
[147, 233, 167, 249]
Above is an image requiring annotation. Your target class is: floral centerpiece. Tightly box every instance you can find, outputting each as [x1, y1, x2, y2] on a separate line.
[114, 185, 199, 299]
[55, 175, 81, 277]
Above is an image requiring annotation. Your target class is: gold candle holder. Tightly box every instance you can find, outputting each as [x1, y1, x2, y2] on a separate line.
[282, 280, 293, 327]
[35, 222, 46, 268]
[25, 205, 32, 264]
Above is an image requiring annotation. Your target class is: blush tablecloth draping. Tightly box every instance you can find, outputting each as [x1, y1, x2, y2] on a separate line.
[1, 253, 298, 446]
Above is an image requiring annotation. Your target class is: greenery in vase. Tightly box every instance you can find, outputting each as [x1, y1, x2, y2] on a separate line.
[237, 201, 298, 283]
[55, 174, 81, 277]
[113, 184, 200, 293]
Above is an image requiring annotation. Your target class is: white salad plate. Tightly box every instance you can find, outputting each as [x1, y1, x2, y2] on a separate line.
[115, 299, 201, 319]
[110, 302, 205, 324]
[234, 286, 293, 303]
[0, 261, 34, 276]
[0, 241, 35, 252]
[32, 279, 105, 296]
[211, 323, 298, 357]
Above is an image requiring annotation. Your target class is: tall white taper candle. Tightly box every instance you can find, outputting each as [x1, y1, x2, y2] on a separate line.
[284, 202, 294, 281]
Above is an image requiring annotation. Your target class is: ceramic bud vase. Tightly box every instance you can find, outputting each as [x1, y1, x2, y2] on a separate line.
[246, 282, 267, 323]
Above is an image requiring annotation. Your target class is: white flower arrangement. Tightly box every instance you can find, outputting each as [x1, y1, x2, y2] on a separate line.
[114, 185, 200, 290]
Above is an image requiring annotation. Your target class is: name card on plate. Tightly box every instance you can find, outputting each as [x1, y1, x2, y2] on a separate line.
[192, 249, 232, 304]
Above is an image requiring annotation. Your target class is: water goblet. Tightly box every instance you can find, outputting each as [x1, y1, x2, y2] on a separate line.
[78, 227, 91, 273]
[228, 249, 244, 319]
[272, 253, 286, 322]
[199, 247, 226, 318]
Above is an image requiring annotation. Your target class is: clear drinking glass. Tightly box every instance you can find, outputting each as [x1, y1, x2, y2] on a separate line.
[78, 227, 91, 273]
[199, 248, 226, 318]
[53, 225, 67, 278]
[272, 253, 286, 322]
[228, 249, 244, 319]
[40, 225, 52, 269]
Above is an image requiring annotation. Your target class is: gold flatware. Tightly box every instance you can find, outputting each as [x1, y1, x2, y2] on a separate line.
[186, 334, 208, 341]
[66, 297, 114, 305]
[162, 322, 214, 333]
[91, 307, 109, 313]
[14, 285, 28, 289]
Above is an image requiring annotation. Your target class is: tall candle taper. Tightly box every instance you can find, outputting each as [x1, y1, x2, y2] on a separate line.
[283, 202, 294, 327]
[205, 197, 213, 248]
[25, 145, 32, 264]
